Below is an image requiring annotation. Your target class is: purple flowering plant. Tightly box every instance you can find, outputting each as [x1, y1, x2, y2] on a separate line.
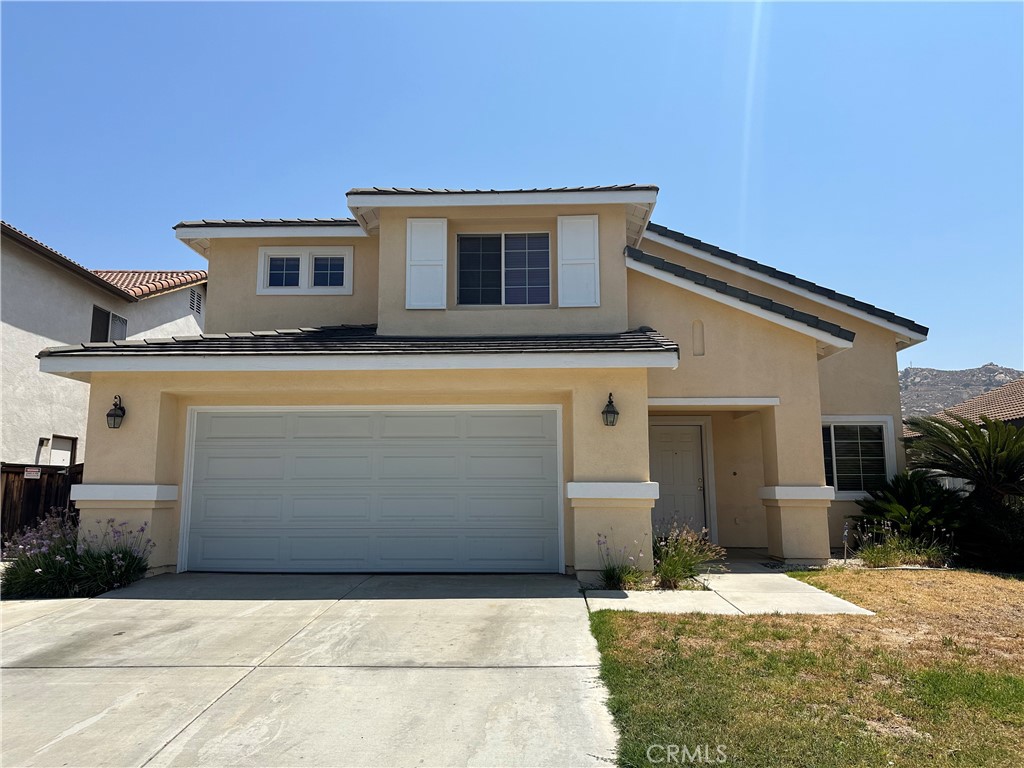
[1, 509, 154, 599]
[595, 530, 648, 590]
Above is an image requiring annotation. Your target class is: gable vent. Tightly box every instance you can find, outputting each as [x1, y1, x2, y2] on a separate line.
[189, 288, 202, 315]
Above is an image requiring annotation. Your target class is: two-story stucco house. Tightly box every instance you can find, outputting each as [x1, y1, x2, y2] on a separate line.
[37, 186, 927, 581]
[2, 222, 207, 465]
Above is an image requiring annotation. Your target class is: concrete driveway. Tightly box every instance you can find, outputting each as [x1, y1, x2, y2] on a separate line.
[1, 574, 616, 767]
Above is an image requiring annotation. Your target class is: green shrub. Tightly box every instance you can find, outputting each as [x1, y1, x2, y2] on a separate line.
[596, 532, 647, 590]
[905, 415, 1024, 571]
[858, 534, 951, 568]
[654, 525, 726, 588]
[853, 470, 967, 538]
[1, 511, 154, 599]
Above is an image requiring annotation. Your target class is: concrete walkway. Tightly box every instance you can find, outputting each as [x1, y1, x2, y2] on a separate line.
[585, 561, 873, 615]
[1, 574, 616, 768]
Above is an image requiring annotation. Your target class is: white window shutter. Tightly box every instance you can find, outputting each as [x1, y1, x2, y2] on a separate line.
[557, 215, 600, 307]
[406, 218, 448, 309]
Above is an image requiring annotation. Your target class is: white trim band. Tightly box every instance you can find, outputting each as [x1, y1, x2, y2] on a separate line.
[40, 350, 680, 375]
[347, 189, 659, 211]
[758, 486, 836, 501]
[567, 482, 660, 500]
[649, 396, 780, 407]
[71, 484, 179, 502]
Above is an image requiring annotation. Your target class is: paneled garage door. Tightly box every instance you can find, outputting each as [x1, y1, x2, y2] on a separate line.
[184, 408, 561, 572]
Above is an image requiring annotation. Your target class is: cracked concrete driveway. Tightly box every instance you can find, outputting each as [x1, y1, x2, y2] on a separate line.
[1, 574, 616, 767]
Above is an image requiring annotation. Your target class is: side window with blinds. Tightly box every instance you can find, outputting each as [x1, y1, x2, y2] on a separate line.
[822, 422, 888, 493]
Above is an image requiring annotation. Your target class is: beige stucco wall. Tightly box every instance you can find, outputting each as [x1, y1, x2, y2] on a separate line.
[1, 238, 202, 463]
[204, 237, 379, 333]
[638, 236, 906, 451]
[636, 236, 912, 545]
[80, 366, 650, 571]
[374, 204, 631, 335]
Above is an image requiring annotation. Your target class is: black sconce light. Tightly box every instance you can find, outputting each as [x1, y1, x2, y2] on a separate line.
[601, 393, 619, 427]
[106, 395, 126, 429]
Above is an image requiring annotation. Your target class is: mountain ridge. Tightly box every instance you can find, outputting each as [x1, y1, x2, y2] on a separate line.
[899, 362, 1023, 419]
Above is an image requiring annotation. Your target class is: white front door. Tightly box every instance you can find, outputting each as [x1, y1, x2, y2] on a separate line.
[649, 425, 706, 535]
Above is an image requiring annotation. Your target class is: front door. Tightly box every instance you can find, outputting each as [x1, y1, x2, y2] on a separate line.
[649, 425, 706, 535]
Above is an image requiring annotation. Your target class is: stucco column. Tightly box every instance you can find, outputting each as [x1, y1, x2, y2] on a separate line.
[74, 378, 182, 574]
[566, 373, 656, 583]
[758, 405, 833, 563]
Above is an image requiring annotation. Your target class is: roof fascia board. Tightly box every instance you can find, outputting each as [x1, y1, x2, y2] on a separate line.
[642, 231, 927, 344]
[627, 259, 853, 349]
[174, 225, 368, 240]
[346, 189, 659, 211]
[3, 226, 138, 302]
[39, 349, 680, 375]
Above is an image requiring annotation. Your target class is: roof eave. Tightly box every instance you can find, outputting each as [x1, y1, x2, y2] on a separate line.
[642, 228, 928, 343]
[346, 188, 659, 245]
[2, 224, 139, 302]
[38, 348, 680, 377]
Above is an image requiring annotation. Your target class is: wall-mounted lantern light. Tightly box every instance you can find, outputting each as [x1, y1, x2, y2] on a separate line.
[601, 393, 619, 427]
[106, 395, 126, 429]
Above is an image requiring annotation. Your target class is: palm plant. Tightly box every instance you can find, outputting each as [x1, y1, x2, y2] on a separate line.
[905, 414, 1024, 511]
[853, 469, 966, 538]
[905, 415, 1024, 570]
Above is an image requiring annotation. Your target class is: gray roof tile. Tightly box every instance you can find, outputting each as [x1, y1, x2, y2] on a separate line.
[645, 222, 927, 336]
[174, 218, 360, 229]
[625, 246, 856, 343]
[39, 325, 680, 359]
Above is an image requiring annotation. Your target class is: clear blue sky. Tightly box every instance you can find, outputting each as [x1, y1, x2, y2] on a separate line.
[3, 2, 1021, 370]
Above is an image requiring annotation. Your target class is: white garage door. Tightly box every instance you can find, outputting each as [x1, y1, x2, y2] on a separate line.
[184, 408, 561, 572]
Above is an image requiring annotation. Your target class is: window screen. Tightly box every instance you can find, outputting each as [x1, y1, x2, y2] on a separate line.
[457, 235, 502, 305]
[90, 306, 110, 343]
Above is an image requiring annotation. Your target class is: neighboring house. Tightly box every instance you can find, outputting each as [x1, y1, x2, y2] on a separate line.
[1, 222, 207, 465]
[918, 377, 1024, 430]
[38, 185, 928, 581]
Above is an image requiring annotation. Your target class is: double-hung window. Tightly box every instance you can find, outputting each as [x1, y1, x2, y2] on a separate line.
[821, 417, 896, 496]
[257, 246, 353, 295]
[457, 233, 550, 306]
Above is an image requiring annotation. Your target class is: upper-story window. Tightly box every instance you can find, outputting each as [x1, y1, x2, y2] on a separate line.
[457, 233, 550, 306]
[257, 246, 353, 296]
[90, 305, 127, 342]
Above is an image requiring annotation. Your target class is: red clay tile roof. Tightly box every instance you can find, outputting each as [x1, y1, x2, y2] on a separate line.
[904, 377, 1024, 437]
[935, 378, 1024, 424]
[91, 270, 207, 299]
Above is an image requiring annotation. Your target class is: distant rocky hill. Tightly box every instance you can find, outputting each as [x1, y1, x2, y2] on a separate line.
[900, 363, 1023, 419]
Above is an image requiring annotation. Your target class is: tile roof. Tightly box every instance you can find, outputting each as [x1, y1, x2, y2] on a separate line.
[174, 218, 360, 229]
[905, 378, 1024, 437]
[347, 184, 659, 195]
[645, 222, 928, 337]
[91, 270, 207, 299]
[39, 325, 680, 359]
[625, 246, 856, 343]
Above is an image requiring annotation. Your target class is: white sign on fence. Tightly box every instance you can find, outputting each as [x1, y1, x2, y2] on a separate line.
[23, 466, 41, 479]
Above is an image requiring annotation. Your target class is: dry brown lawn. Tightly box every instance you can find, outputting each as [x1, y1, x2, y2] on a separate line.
[591, 568, 1024, 767]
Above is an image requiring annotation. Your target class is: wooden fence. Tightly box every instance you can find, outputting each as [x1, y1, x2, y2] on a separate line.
[1, 463, 83, 541]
